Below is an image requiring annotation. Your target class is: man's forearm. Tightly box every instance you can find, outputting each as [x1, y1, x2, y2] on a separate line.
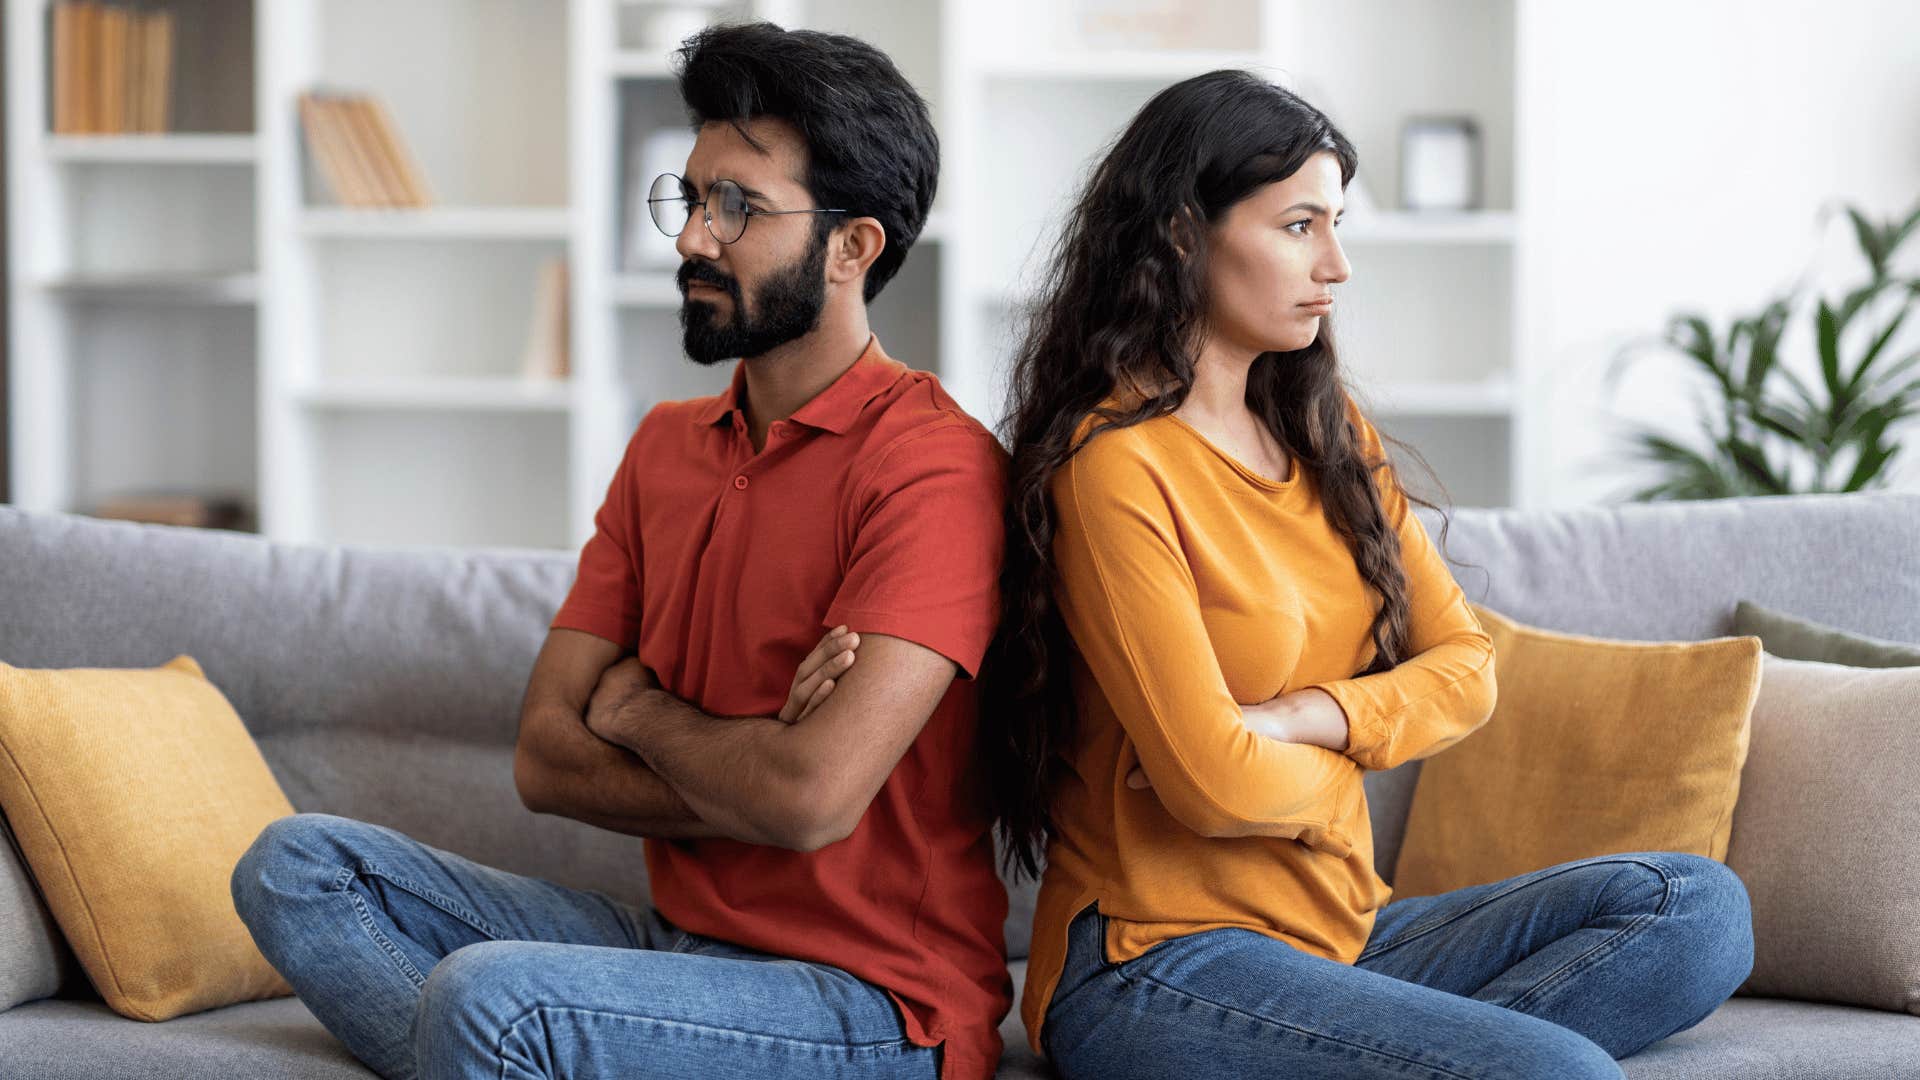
[608, 688, 819, 849]
[520, 705, 732, 840]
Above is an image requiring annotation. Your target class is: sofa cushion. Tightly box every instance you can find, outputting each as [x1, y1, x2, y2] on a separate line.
[0, 811, 86, 1012]
[0, 654, 295, 1020]
[0, 994, 376, 1078]
[1725, 654, 1920, 1014]
[1732, 600, 1920, 668]
[1390, 604, 1762, 899]
[1613, 997, 1920, 1079]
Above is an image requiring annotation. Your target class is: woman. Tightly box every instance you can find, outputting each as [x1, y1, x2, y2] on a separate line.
[966, 70, 1756, 1079]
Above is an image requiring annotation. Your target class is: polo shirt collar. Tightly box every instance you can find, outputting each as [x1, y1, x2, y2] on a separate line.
[696, 334, 901, 435]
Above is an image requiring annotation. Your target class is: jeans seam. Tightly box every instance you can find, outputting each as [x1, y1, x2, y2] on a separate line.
[344, 858, 510, 941]
[1358, 855, 1677, 964]
[331, 865, 427, 988]
[327, 859, 506, 988]
[1504, 861, 1680, 1013]
[1122, 969, 1481, 1080]
[495, 1004, 929, 1058]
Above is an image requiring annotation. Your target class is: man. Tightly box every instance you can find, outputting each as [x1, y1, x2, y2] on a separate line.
[230, 21, 1012, 1080]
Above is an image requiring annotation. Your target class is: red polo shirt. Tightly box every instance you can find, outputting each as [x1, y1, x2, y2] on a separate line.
[548, 334, 1013, 1080]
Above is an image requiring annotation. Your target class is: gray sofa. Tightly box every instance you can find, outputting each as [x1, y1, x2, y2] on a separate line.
[2, 492, 1918, 1079]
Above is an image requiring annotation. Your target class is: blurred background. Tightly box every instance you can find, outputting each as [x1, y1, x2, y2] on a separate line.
[2, 0, 1916, 552]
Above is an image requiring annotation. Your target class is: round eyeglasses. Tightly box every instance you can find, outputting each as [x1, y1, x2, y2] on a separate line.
[647, 173, 848, 245]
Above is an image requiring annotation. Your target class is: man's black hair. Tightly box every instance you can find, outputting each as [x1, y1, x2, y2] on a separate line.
[674, 21, 938, 304]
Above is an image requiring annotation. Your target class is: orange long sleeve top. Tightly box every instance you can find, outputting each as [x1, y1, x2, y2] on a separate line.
[1021, 390, 1499, 1057]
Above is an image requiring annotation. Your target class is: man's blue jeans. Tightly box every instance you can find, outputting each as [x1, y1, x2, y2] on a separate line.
[229, 812, 942, 1080]
[1042, 851, 1755, 1079]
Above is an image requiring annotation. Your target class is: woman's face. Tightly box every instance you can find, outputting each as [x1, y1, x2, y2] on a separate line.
[1201, 151, 1352, 357]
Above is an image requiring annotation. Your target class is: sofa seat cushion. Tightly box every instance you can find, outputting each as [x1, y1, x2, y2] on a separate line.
[1616, 997, 1920, 1079]
[1, 956, 1917, 1078]
[0, 994, 374, 1078]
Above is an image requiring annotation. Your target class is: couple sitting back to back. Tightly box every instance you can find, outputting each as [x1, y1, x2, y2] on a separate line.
[230, 20, 1757, 1080]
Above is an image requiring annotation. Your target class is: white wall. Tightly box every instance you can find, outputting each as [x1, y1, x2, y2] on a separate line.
[1518, 0, 1920, 507]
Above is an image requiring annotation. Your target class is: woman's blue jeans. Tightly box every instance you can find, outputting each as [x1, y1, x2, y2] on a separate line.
[1042, 850, 1755, 1080]
[229, 812, 941, 1080]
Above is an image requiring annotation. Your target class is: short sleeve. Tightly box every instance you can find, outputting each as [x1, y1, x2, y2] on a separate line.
[550, 422, 646, 649]
[822, 422, 1008, 680]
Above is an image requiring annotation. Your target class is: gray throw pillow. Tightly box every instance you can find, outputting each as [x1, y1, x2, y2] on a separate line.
[1726, 654, 1920, 1013]
[1732, 600, 1920, 668]
[0, 809, 87, 1011]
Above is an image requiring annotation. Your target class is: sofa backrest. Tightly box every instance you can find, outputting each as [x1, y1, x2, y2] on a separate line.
[2, 491, 1916, 973]
[1355, 489, 1920, 900]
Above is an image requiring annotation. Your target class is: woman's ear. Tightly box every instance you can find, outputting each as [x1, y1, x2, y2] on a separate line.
[1168, 206, 1201, 261]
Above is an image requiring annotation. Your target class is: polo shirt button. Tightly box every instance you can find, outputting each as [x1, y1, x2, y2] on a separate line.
[733, 475, 749, 490]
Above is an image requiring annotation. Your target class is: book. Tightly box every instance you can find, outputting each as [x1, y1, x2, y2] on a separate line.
[323, 95, 388, 205]
[122, 4, 143, 133]
[343, 98, 409, 206]
[362, 97, 434, 206]
[97, 3, 124, 133]
[50, 2, 176, 135]
[141, 8, 172, 132]
[297, 90, 434, 208]
[52, 1, 78, 133]
[298, 93, 355, 203]
[519, 257, 571, 380]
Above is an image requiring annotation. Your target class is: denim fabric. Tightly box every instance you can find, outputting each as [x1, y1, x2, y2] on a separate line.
[1042, 850, 1754, 1079]
[229, 813, 940, 1080]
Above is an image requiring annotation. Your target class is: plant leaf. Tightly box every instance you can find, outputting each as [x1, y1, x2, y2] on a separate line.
[1724, 435, 1789, 494]
[1846, 205, 1888, 278]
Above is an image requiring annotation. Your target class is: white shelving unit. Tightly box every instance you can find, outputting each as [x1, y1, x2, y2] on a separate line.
[8, 0, 1535, 554]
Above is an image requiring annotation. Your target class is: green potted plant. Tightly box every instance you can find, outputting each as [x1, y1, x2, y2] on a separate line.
[1603, 197, 1920, 500]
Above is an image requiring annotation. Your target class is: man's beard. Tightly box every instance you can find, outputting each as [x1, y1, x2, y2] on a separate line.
[677, 235, 829, 366]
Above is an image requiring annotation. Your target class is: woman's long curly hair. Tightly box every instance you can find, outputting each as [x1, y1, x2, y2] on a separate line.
[979, 69, 1465, 882]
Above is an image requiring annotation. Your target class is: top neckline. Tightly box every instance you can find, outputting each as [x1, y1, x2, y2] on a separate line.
[1161, 412, 1301, 491]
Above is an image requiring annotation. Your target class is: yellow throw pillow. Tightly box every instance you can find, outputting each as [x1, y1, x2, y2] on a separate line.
[1390, 604, 1762, 900]
[0, 654, 295, 1020]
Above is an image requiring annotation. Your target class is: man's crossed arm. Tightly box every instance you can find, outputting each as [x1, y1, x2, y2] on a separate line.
[514, 625, 955, 851]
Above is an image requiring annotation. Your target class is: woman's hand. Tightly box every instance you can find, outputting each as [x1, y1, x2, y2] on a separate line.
[1124, 689, 1348, 790]
[779, 625, 861, 724]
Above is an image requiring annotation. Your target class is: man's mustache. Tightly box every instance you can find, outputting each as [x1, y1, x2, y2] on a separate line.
[677, 260, 740, 301]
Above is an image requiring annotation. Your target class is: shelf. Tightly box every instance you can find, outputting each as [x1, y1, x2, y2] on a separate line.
[34, 270, 259, 305]
[293, 376, 574, 413]
[43, 133, 258, 165]
[977, 50, 1270, 81]
[298, 207, 574, 241]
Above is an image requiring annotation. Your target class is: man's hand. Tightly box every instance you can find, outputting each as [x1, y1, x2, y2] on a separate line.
[584, 655, 659, 745]
[778, 625, 861, 724]
[1125, 688, 1348, 790]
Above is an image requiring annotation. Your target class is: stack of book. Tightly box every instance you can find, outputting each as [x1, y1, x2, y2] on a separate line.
[50, 1, 174, 134]
[90, 492, 252, 532]
[297, 90, 435, 208]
